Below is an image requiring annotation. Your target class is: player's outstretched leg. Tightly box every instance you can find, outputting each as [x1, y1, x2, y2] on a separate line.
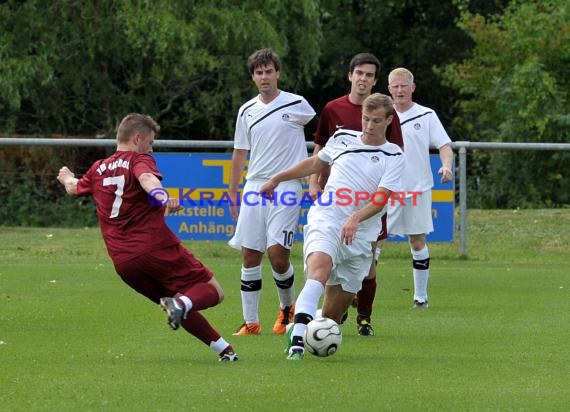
[184, 311, 239, 362]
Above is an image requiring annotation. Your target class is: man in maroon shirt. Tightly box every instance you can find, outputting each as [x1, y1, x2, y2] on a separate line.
[309, 53, 404, 336]
[57, 113, 238, 362]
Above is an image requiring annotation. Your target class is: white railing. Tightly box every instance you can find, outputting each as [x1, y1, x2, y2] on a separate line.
[2, 137, 570, 256]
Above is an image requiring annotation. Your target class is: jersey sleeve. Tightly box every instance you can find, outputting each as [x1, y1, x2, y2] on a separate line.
[76, 163, 98, 196]
[314, 105, 333, 146]
[233, 108, 251, 150]
[378, 152, 405, 193]
[317, 137, 337, 165]
[387, 111, 404, 149]
[429, 112, 452, 148]
[296, 97, 317, 126]
[132, 154, 163, 180]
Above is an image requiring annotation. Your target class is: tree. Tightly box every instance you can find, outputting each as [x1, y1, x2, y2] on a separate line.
[0, 0, 323, 139]
[306, 0, 509, 131]
[440, 0, 570, 207]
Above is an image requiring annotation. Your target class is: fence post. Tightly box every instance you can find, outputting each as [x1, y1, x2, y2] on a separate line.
[459, 146, 468, 257]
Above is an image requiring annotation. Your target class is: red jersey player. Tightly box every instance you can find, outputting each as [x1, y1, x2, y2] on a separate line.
[57, 113, 238, 362]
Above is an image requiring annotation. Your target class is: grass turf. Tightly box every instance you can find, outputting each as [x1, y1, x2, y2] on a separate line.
[0, 209, 569, 411]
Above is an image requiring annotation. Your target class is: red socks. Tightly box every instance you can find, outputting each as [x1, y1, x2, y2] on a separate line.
[356, 277, 377, 321]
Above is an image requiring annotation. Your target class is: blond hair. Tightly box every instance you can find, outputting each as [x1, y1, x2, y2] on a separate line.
[116, 113, 160, 143]
[362, 93, 394, 117]
[388, 67, 414, 84]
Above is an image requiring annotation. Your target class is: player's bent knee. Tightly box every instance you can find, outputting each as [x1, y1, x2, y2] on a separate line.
[409, 236, 426, 251]
[208, 278, 225, 303]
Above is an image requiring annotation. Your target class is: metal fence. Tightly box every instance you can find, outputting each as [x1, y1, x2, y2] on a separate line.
[2, 137, 570, 256]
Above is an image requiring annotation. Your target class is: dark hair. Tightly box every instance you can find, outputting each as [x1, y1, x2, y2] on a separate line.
[349, 53, 381, 79]
[247, 48, 281, 75]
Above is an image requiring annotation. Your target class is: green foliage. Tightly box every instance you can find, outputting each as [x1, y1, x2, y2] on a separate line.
[0, 0, 323, 139]
[0, 146, 102, 227]
[6, 0, 566, 209]
[440, 0, 570, 207]
[302, 0, 510, 132]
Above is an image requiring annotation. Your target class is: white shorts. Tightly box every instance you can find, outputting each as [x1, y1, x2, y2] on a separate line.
[228, 180, 302, 252]
[303, 222, 373, 294]
[387, 189, 433, 237]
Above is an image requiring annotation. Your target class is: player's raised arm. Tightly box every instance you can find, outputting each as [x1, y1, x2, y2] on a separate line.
[259, 156, 326, 199]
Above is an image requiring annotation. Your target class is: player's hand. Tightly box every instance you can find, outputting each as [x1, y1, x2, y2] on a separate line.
[165, 197, 183, 214]
[259, 179, 278, 200]
[228, 190, 240, 220]
[341, 215, 359, 245]
[57, 166, 74, 184]
[308, 180, 322, 201]
[438, 166, 453, 183]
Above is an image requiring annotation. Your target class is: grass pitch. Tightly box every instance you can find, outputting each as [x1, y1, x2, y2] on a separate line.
[1, 209, 569, 411]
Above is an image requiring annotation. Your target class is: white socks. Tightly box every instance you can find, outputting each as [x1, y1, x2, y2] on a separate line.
[240, 265, 262, 323]
[291, 279, 324, 339]
[272, 264, 295, 308]
[178, 295, 193, 316]
[412, 245, 430, 302]
[210, 337, 230, 354]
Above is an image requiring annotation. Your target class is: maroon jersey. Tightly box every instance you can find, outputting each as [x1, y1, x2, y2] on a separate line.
[77, 151, 179, 265]
[314, 95, 404, 148]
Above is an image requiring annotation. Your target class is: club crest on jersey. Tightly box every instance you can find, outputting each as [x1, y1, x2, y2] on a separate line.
[281, 113, 290, 121]
[371, 155, 380, 163]
[414, 122, 421, 130]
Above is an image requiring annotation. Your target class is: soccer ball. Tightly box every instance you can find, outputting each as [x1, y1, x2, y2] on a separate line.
[304, 317, 342, 357]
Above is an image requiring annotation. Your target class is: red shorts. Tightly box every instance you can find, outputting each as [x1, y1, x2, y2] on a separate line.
[114, 243, 213, 304]
[376, 213, 388, 241]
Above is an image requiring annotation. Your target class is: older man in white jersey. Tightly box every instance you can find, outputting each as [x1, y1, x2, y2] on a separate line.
[387, 67, 454, 308]
[228, 48, 318, 336]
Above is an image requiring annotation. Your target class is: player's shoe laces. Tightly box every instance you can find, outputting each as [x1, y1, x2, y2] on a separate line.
[413, 300, 429, 309]
[273, 304, 295, 335]
[357, 319, 374, 336]
[287, 347, 304, 361]
[232, 322, 262, 336]
[219, 351, 239, 362]
[159, 297, 184, 330]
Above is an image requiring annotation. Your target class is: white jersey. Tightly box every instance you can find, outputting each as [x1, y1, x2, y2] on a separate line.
[234, 90, 316, 181]
[396, 102, 451, 194]
[310, 129, 404, 242]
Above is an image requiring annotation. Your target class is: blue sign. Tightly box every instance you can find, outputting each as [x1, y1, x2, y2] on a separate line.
[154, 153, 454, 242]
[388, 155, 455, 242]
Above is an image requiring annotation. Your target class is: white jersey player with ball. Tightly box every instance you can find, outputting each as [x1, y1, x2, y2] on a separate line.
[260, 93, 404, 360]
